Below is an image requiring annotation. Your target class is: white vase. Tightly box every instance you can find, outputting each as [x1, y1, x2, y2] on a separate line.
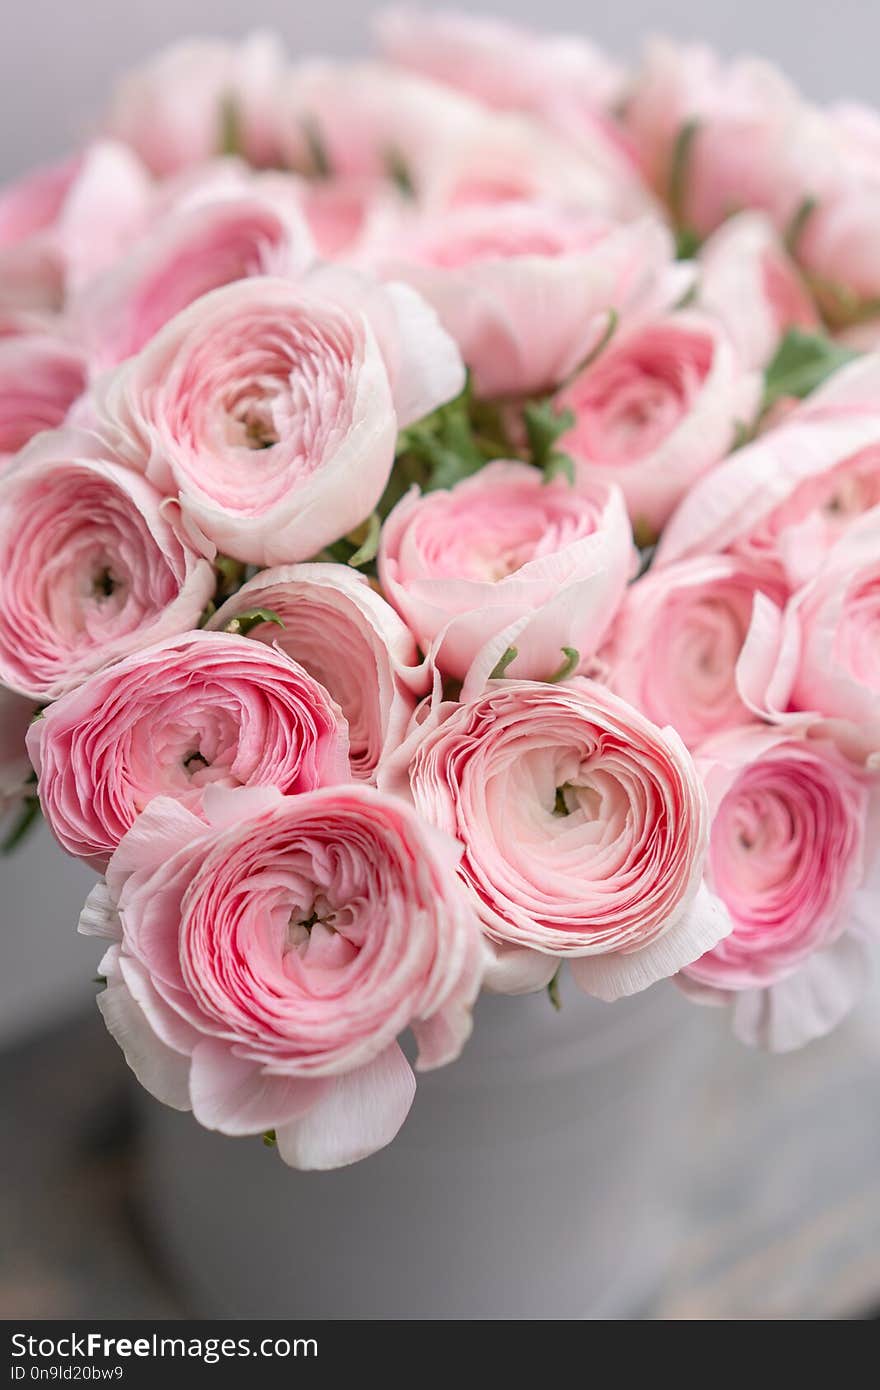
[137, 976, 710, 1319]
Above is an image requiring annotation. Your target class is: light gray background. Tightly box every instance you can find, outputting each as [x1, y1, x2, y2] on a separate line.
[0, 0, 876, 1041]
[2, 0, 877, 180]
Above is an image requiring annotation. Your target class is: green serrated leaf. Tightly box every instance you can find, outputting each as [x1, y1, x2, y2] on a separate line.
[762, 329, 860, 412]
[543, 451, 575, 486]
[347, 513, 382, 568]
[489, 646, 518, 680]
[223, 607, 285, 638]
[523, 400, 575, 472]
[546, 648, 580, 684]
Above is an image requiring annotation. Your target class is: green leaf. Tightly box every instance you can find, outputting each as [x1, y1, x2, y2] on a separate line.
[347, 512, 382, 568]
[93, 976, 107, 987]
[218, 95, 241, 157]
[669, 120, 700, 227]
[763, 330, 860, 412]
[546, 648, 580, 684]
[674, 226, 701, 261]
[784, 196, 817, 256]
[542, 452, 575, 486]
[385, 147, 416, 197]
[1, 796, 42, 854]
[489, 646, 518, 680]
[547, 970, 562, 1012]
[523, 400, 575, 472]
[301, 119, 331, 178]
[262, 1129, 277, 1148]
[223, 607, 284, 638]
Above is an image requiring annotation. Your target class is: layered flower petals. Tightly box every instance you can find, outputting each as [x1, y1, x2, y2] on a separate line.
[28, 630, 352, 868]
[381, 678, 722, 998]
[0, 430, 214, 700]
[209, 563, 427, 781]
[94, 271, 465, 565]
[378, 461, 634, 683]
[85, 785, 487, 1169]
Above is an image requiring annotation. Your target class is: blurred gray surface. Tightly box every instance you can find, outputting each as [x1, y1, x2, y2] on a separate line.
[1, 1003, 879, 1319]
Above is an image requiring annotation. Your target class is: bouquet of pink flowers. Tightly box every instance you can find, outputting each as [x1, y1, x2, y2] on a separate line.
[2, 10, 879, 1171]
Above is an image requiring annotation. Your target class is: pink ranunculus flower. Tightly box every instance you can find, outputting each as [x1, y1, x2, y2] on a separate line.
[0, 157, 78, 311]
[103, 32, 287, 176]
[74, 188, 316, 369]
[679, 727, 877, 1050]
[279, 61, 644, 221]
[380, 677, 728, 998]
[556, 312, 761, 537]
[28, 631, 352, 870]
[209, 563, 427, 783]
[378, 461, 634, 685]
[656, 353, 880, 584]
[0, 332, 87, 463]
[81, 783, 487, 1169]
[0, 142, 151, 312]
[0, 686, 37, 818]
[623, 38, 827, 241]
[278, 60, 479, 190]
[94, 269, 465, 566]
[0, 429, 214, 701]
[603, 555, 791, 749]
[785, 510, 880, 730]
[374, 9, 636, 193]
[375, 7, 624, 121]
[697, 212, 819, 370]
[369, 203, 688, 398]
[795, 104, 880, 324]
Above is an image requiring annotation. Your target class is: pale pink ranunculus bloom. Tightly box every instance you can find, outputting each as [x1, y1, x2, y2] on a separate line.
[374, 8, 634, 189]
[556, 312, 761, 537]
[0, 429, 215, 701]
[103, 31, 287, 176]
[0, 686, 37, 818]
[81, 783, 487, 1169]
[375, 7, 624, 120]
[209, 563, 428, 782]
[378, 461, 634, 685]
[0, 332, 87, 464]
[368, 202, 687, 398]
[795, 103, 880, 321]
[785, 509, 880, 730]
[28, 630, 352, 870]
[623, 37, 827, 240]
[679, 726, 878, 1050]
[73, 186, 315, 369]
[697, 212, 819, 370]
[603, 554, 791, 749]
[0, 156, 79, 311]
[0, 142, 151, 312]
[278, 61, 645, 222]
[380, 677, 728, 999]
[94, 269, 465, 566]
[656, 353, 880, 584]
